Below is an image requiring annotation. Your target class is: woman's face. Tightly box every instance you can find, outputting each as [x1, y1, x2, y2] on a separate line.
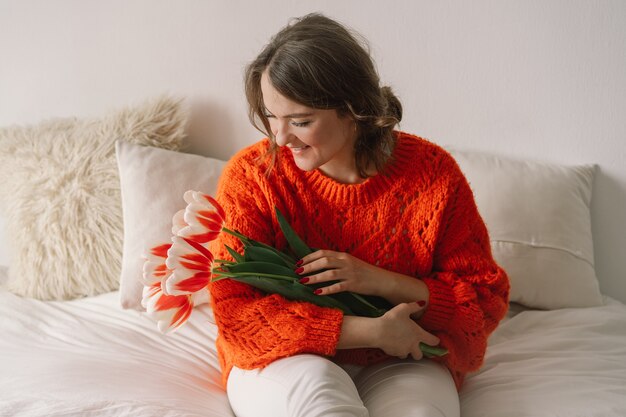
[260, 71, 360, 183]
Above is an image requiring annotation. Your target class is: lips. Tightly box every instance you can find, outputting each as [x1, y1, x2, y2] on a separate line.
[288, 145, 310, 154]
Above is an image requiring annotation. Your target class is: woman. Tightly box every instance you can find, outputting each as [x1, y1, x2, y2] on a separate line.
[209, 13, 509, 417]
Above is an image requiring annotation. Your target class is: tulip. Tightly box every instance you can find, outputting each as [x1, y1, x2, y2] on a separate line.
[141, 242, 194, 333]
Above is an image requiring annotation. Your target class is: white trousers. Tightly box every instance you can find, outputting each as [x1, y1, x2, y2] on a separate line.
[227, 354, 460, 417]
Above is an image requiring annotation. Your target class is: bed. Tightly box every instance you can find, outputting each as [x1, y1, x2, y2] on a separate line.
[1, 96, 625, 416]
[2, 266, 625, 417]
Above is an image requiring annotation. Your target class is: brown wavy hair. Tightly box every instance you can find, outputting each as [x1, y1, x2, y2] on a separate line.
[244, 13, 402, 178]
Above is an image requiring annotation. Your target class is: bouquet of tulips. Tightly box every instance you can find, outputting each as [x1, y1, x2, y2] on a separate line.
[142, 190, 447, 358]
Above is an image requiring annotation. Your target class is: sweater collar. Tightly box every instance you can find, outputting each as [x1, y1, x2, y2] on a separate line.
[280, 131, 417, 206]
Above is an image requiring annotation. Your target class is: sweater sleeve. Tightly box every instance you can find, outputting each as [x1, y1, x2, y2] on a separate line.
[208, 153, 344, 370]
[418, 157, 510, 381]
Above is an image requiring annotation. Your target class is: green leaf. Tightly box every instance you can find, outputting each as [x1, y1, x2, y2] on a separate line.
[309, 279, 392, 318]
[225, 275, 355, 315]
[222, 214, 301, 265]
[224, 245, 245, 263]
[214, 271, 295, 282]
[275, 207, 313, 259]
[226, 261, 299, 279]
[326, 291, 387, 318]
[244, 245, 295, 268]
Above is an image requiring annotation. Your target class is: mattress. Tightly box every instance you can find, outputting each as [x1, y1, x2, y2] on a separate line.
[1, 265, 625, 416]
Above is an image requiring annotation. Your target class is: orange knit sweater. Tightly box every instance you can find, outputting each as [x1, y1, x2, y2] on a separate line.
[208, 131, 510, 390]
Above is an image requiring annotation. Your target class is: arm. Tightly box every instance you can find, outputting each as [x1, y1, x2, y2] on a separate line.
[416, 163, 510, 376]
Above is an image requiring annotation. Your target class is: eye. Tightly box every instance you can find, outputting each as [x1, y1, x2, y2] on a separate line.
[291, 121, 311, 127]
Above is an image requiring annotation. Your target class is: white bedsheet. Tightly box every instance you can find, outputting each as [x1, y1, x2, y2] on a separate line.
[462, 297, 626, 416]
[1, 270, 625, 416]
[0, 285, 233, 417]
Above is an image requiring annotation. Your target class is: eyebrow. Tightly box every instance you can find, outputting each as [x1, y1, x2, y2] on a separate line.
[284, 112, 314, 118]
[264, 108, 314, 118]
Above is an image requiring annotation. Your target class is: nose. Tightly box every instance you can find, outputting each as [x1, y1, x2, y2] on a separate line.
[272, 120, 293, 147]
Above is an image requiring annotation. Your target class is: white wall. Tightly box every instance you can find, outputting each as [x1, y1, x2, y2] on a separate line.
[1, 0, 625, 302]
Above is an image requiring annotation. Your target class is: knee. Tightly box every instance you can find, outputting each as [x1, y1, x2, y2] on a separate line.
[228, 356, 367, 417]
[356, 360, 460, 417]
[283, 355, 368, 417]
[287, 354, 355, 392]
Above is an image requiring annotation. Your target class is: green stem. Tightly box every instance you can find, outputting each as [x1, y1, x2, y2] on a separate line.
[221, 227, 249, 242]
[212, 271, 297, 282]
[350, 293, 379, 311]
[420, 343, 448, 357]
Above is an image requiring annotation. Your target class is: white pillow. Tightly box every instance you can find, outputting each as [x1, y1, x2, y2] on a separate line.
[116, 141, 226, 310]
[450, 149, 603, 309]
[0, 265, 7, 289]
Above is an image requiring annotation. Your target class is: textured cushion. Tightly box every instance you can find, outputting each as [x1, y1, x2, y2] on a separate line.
[0, 95, 188, 300]
[116, 141, 226, 310]
[451, 149, 602, 309]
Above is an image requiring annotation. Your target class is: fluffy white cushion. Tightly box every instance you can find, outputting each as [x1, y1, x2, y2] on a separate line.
[116, 141, 226, 310]
[451, 149, 603, 309]
[0, 96, 188, 300]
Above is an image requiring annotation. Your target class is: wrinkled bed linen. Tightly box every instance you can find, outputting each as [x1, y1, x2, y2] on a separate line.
[1, 266, 625, 416]
[0, 286, 232, 417]
[462, 297, 626, 416]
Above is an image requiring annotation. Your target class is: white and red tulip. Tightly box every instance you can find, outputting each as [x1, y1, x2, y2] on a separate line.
[177, 190, 225, 244]
[142, 190, 225, 333]
[164, 236, 214, 295]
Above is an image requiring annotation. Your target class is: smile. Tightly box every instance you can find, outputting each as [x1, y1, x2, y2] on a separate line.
[288, 145, 310, 154]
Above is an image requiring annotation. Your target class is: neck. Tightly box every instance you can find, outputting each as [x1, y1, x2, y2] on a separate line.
[319, 160, 377, 184]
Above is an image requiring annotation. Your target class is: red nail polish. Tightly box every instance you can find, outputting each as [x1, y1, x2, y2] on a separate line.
[295, 267, 304, 274]
[417, 300, 426, 307]
[299, 277, 309, 284]
[314, 289, 322, 295]
[296, 260, 303, 267]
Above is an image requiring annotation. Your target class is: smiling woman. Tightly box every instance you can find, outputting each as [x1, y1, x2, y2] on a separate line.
[260, 71, 361, 182]
[207, 12, 509, 417]
[245, 14, 402, 183]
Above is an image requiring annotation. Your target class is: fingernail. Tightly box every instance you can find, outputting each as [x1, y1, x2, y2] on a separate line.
[299, 277, 309, 284]
[295, 267, 304, 274]
[295, 259, 303, 267]
[417, 300, 426, 307]
[314, 289, 322, 295]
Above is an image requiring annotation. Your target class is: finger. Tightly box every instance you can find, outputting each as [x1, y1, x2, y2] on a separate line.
[419, 330, 440, 347]
[313, 280, 348, 296]
[301, 270, 343, 287]
[396, 301, 426, 317]
[296, 256, 342, 277]
[297, 249, 339, 267]
[410, 345, 424, 361]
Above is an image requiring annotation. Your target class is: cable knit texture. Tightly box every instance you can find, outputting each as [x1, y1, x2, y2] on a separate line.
[209, 131, 510, 391]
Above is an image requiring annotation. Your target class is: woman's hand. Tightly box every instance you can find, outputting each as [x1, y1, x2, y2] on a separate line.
[295, 249, 385, 297]
[374, 302, 440, 360]
[337, 302, 440, 360]
[296, 250, 430, 308]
